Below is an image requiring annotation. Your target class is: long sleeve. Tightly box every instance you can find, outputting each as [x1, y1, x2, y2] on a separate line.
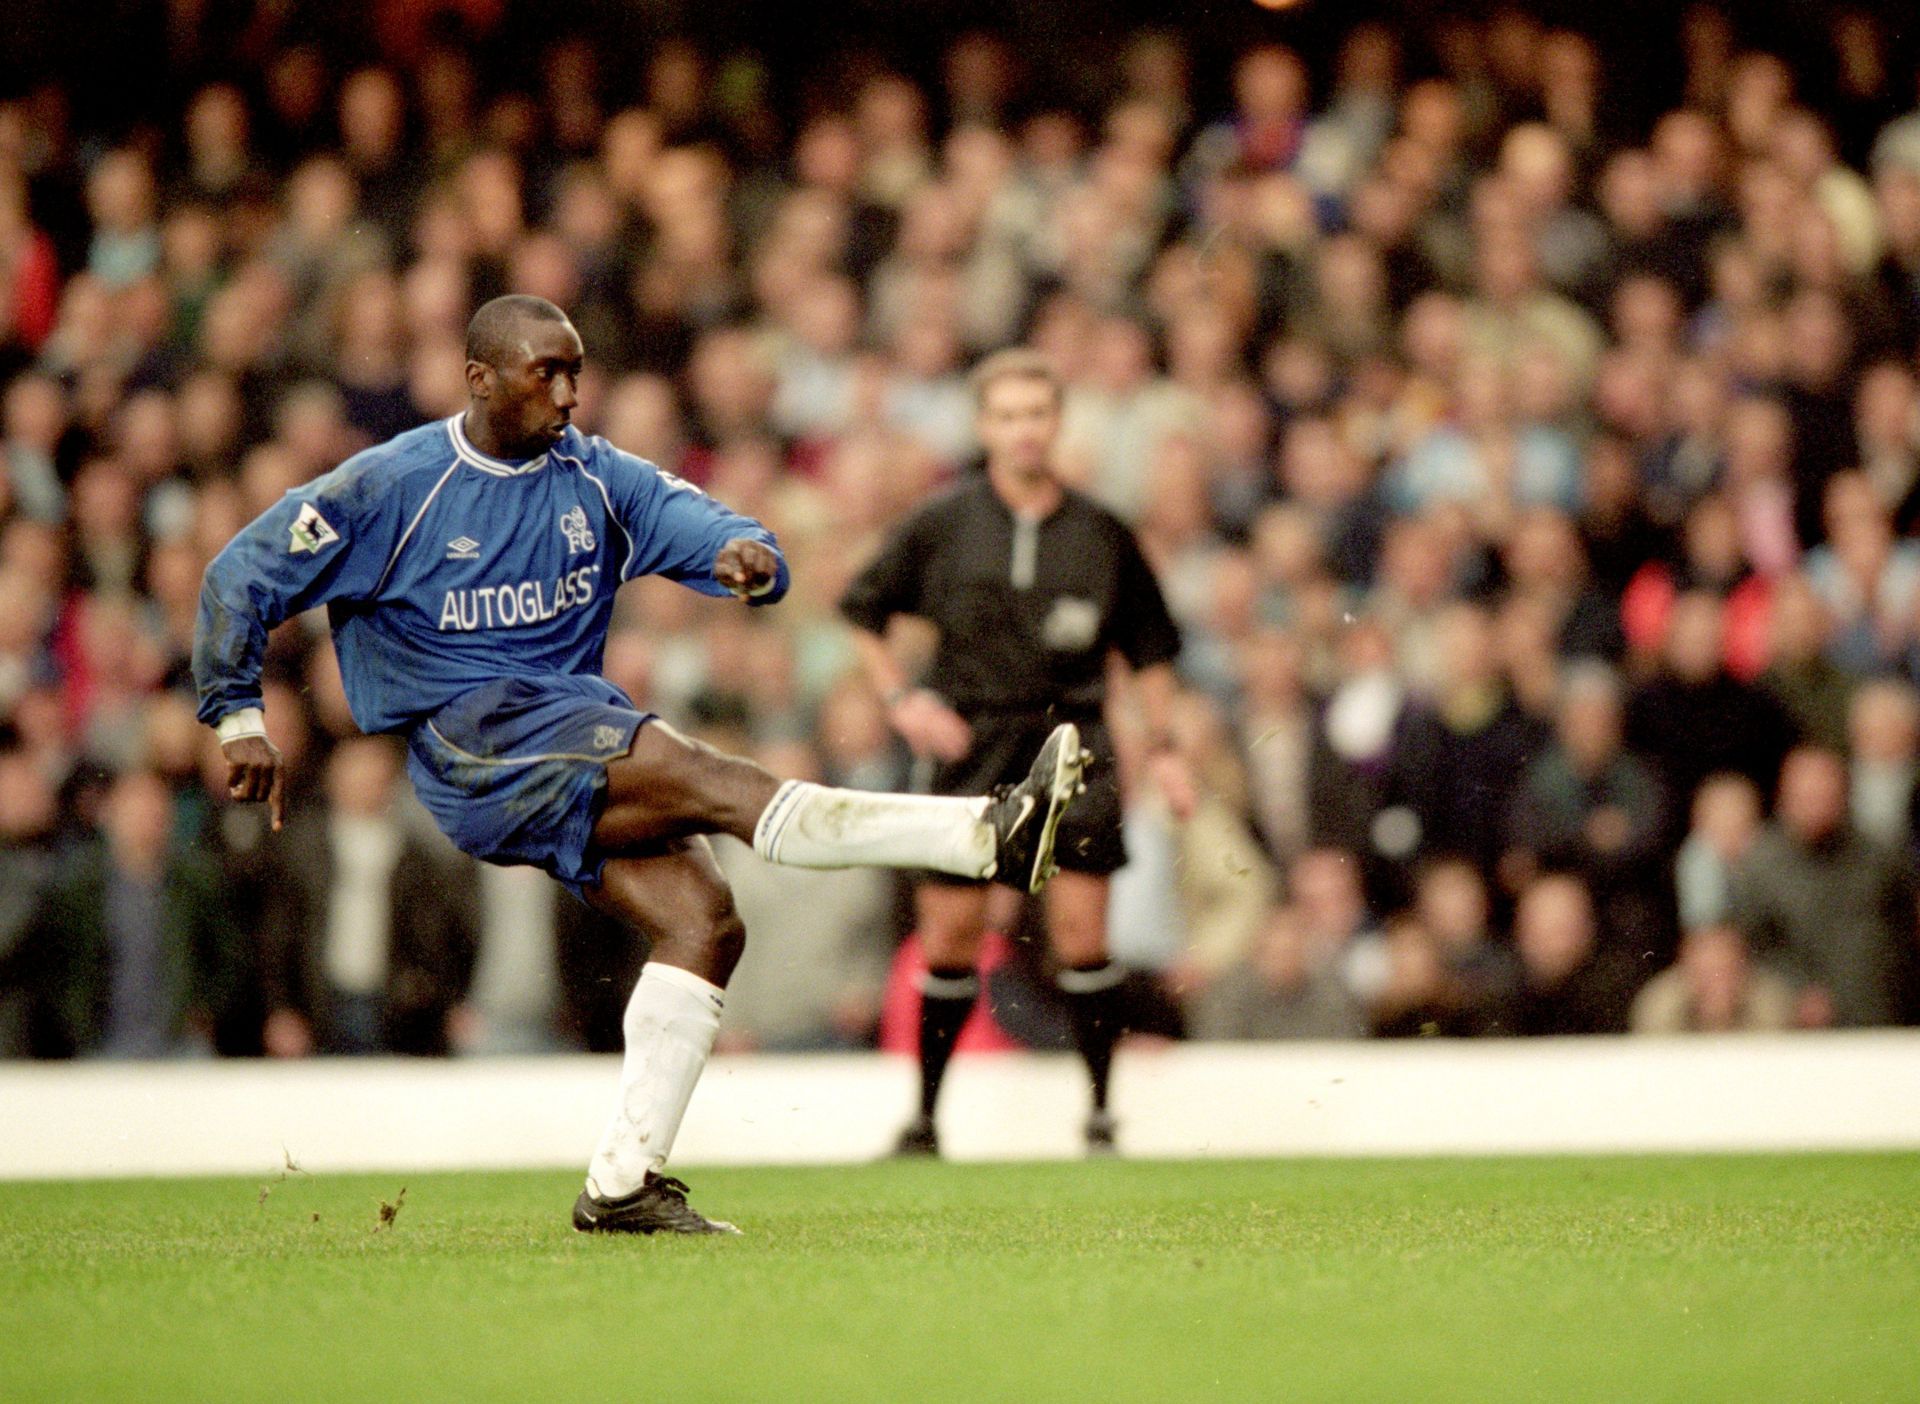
[192, 467, 399, 729]
[591, 443, 789, 604]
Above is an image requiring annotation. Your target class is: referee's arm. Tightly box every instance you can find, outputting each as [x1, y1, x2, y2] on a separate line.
[840, 517, 972, 762]
[849, 630, 972, 762]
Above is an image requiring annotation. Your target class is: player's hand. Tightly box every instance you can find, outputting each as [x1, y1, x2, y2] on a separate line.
[890, 688, 973, 762]
[715, 538, 780, 600]
[1148, 748, 1199, 821]
[223, 733, 287, 831]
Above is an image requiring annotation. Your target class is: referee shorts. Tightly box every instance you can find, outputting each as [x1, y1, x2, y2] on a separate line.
[406, 674, 652, 899]
[915, 710, 1126, 882]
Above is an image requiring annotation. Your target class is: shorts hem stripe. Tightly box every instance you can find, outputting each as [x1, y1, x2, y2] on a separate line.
[424, 720, 624, 768]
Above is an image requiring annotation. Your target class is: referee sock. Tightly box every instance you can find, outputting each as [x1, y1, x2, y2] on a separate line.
[915, 967, 980, 1118]
[1057, 962, 1126, 1113]
[753, 780, 994, 879]
[585, 962, 724, 1200]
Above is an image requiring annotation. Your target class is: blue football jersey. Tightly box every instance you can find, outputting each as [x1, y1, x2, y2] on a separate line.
[194, 413, 788, 736]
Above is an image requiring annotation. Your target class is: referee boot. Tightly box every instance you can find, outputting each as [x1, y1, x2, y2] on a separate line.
[1084, 1109, 1119, 1157]
[572, 1175, 741, 1236]
[985, 722, 1090, 895]
[888, 1113, 941, 1159]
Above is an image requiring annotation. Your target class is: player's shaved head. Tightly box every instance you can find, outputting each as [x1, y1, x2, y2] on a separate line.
[465, 294, 571, 368]
[462, 295, 584, 459]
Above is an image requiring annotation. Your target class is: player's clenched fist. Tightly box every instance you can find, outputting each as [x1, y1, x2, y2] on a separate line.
[715, 538, 780, 600]
[223, 733, 287, 831]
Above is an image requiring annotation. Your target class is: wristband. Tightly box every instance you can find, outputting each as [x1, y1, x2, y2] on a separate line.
[215, 708, 268, 744]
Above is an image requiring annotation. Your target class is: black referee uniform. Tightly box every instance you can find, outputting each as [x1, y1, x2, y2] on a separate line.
[840, 477, 1182, 880]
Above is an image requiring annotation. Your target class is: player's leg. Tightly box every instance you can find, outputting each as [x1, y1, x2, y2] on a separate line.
[1046, 869, 1127, 1153]
[574, 840, 744, 1235]
[894, 880, 991, 1156]
[592, 719, 1085, 893]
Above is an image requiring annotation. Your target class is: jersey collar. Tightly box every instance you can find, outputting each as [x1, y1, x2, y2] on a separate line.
[448, 413, 550, 477]
[983, 474, 1068, 527]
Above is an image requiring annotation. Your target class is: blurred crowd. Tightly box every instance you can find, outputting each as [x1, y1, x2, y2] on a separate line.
[4, 3, 1920, 1060]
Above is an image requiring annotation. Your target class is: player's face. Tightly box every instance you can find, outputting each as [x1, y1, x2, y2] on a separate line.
[477, 318, 586, 454]
[976, 374, 1061, 476]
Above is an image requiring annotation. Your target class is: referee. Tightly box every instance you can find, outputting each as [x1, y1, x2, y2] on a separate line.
[841, 348, 1195, 1155]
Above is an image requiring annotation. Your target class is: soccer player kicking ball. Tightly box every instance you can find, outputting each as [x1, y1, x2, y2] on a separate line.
[841, 349, 1194, 1157]
[194, 296, 1088, 1235]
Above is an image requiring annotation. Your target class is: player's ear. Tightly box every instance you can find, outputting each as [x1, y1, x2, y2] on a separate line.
[465, 359, 494, 400]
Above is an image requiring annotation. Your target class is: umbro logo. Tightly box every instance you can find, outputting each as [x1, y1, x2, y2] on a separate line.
[446, 536, 481, 560]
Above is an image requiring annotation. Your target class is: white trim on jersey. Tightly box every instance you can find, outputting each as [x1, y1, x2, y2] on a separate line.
[374, 459, 464, 596]
[554, 449, 639, 582]
[447, 413, 550, 477]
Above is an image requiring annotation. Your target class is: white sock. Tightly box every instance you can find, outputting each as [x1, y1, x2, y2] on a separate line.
[753, 780, 995, 879]
[584, 962, 724, 1199]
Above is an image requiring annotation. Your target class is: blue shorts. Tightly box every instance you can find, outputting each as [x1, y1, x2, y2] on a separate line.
[406, 675, 652, 898]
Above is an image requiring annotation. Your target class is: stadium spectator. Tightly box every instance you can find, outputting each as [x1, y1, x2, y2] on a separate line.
[1846, 678, 1920, 850]
[1235, 628, 1314, 867]
[7, 768, 249, 1058]
[1505, 662, 1670, 957]
[1511, 873, 1638, 1035]
[1759, 572, 1853, 752]
[1629, 922, 1796, 1034]
[259, 737, 477, 1056]
[1734, 746, 1918, 1028]
[1285, 845, 1385, 1010]
[455, 862, 654, 1058]
[9, 9, 1920, 1058]
[1155, 690, 1277, 997]
[1674, 773, 1765, 931]
[1385, 602, 1547, 886]
[1188, 903, 1366, 1042]
[1626, 590, 1796, 807]
[0, 740, 59, 1056]
[1370, 858, 1519, 1037]
[1803, 470, 1920, 674]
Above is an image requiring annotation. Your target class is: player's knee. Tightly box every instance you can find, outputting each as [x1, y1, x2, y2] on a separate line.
[638, 739, 775, 834]
[673, 870, 747, 965]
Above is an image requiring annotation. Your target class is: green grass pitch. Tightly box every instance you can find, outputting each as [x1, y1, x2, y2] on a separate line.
[2, 1153, 1914, 1402]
